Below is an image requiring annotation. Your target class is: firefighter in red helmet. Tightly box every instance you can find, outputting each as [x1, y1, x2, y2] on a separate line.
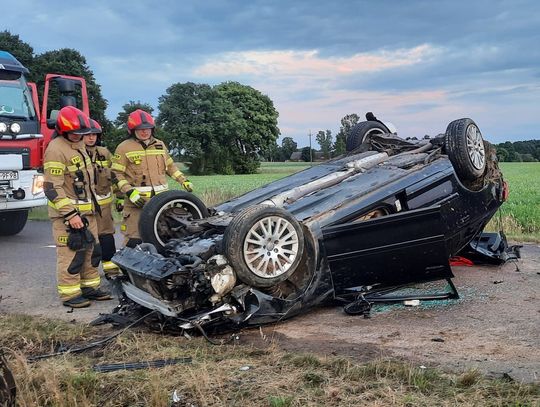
[43, 106, 111, 307]
[83, 119, 122, 277]
[111, 109, 193, 247]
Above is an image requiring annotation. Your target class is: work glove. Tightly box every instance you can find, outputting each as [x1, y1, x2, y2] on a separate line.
[127, 189, 146, 208]
[115, 197, 124, 213]
[182, 180, 193, 192]
[67, 229, 84, 251]
[67, 217, 94, 251]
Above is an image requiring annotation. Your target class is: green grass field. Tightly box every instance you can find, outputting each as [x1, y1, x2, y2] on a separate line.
[30, 161, 540, 241]
[487, 162, 540, 241]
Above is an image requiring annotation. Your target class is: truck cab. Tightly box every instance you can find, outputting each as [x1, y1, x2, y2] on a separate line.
[0, 51, 89, 235]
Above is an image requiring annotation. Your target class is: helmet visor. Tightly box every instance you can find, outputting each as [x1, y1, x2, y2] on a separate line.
[70, 127, 93, 135]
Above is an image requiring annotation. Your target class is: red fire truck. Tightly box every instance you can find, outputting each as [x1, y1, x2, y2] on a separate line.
[0, 50, 89, 235]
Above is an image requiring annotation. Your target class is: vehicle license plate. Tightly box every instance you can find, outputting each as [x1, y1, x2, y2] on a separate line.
[0, 171, 18, 181]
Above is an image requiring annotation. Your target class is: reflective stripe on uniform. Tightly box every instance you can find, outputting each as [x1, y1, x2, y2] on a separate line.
[154, 184, 168, 193]
[125, 150, 166, 159]
[134, 184, 168, 197]
[57, 284, 81, 296]
[171, 170, 183, 180]
[96, 193, 113, 205]
[145, 150, 166, 156]
[103, 261, 119, 271]
[111, 163, 126, 172]
[95, 160, 110, 167]
[166, 157, 174, 166]
[44, 161, 66, 170]
[80, 276, 100, 288]
[48, 198, 92, 212]
[125, 151, 145, 160]
[50, 197, 72, 209]
[117, 179, 129, 189]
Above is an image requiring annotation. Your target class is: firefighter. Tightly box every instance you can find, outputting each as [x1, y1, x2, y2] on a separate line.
[43, 106, 111, 308]
[111, 109, 193, 247]
[83, 119, 121, 277]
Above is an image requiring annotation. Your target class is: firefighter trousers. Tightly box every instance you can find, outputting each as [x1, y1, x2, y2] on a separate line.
[121, 201, 143, 247]
[96, 202, 115, 236]
[52, 215, 102, 301]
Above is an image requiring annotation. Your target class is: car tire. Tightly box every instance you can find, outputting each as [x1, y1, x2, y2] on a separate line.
[224, 205, 305, 288]
[445, 118, 486, 181]
[346, 121, 391, 152]
[139, 190, 209, 252]
[0, 210, 28, 236]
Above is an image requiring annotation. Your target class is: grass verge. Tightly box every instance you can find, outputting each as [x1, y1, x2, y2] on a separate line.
[1, 314, 538, 406]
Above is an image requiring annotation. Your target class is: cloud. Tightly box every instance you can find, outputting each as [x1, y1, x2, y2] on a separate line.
[194, 45, 440, 79]
[3, 0, 539, 142]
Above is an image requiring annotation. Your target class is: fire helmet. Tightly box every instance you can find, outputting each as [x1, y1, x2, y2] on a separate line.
[127, 109, 155, 134]
[89, 119, 102, 134]
[56, 106, 92, 136]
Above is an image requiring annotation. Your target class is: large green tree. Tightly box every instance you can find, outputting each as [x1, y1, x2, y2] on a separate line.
[281, 136, 298, 161]
[158, 81, 280, 174]
[0, 31, 34, 69]
[158, 82, 230, 174]
[334, 113, 360, 156]
[31, 49, 108, 129]
[316, 129, 333, 159]
[215, 81, 279, 173]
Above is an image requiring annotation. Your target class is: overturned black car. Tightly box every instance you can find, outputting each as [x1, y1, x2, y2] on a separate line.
[109, 117, 509, 332]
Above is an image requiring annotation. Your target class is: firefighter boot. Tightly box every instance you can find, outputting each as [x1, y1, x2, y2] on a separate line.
[63, 295, 91, 308]
[82, 287, 112, 301]
[102, 261, 122, 278]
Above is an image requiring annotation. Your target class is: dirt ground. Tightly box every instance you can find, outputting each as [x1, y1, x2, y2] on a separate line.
[244, 244, 540, 383]
[0, 222, 538, 383]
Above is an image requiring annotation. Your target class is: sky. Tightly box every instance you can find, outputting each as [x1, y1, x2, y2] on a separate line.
[3, 0, 540, 146]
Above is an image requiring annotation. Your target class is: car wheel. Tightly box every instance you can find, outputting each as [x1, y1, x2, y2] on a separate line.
[0, 210, 28, 236]
[445, 118, 486, 181]
[224, 205, 305, 288]
[346, 121, 391, 152]
[139, 190, 209, 252]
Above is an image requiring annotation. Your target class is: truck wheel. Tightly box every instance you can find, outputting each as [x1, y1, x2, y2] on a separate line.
[346, 121, 390, 152]
[445, 118, 486, 181]
[224, 205, 304, 288]
[0, 210, 28, 236]
[139, 190, 209, 252]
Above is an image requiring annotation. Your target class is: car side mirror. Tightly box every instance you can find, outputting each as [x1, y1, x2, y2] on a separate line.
[46, 119, 56, 129]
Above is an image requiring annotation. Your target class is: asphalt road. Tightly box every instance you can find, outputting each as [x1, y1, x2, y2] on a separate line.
[0, 220, 121, 322]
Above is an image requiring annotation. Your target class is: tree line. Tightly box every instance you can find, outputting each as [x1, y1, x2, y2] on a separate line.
[494, 140, 540, 162]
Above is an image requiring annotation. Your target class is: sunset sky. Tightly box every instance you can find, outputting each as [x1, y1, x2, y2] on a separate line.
[4, 0, 539, 146]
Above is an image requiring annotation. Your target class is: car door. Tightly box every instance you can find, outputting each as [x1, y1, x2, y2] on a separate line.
[321, 205, 453, 295]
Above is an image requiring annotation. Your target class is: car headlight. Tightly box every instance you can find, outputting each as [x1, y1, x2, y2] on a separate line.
[32, 174, 44, 195]
[0, 122, 7, 133]
[10, 123, 21, 134]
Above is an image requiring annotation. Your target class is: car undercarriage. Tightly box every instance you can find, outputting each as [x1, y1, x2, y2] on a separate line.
[100, 116, 516, 334]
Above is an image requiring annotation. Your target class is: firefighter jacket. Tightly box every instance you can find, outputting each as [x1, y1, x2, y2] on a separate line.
[43, 136, 99, 220]
[86, 145, 121, 206]
[111, 137, 186, 197]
